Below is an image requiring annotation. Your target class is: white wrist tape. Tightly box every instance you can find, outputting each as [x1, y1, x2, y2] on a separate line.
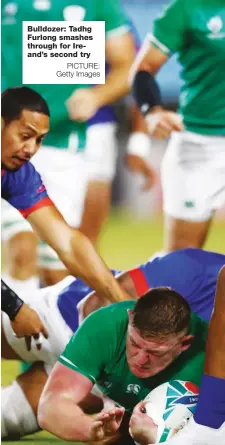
[127, 132, 151, 159]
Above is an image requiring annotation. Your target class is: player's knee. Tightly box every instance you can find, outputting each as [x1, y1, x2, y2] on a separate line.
[164, 217, 209, 251]
[1, 381, 39, 439]
[7, 232, 37, 268]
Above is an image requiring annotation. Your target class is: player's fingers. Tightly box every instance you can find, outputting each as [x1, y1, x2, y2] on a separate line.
[32, 333, 43, 350]
[166, 113, 184, 131]
[133, 401, 146, 414]
[152, 127, 169, 140]
[25, 336, 31, 351]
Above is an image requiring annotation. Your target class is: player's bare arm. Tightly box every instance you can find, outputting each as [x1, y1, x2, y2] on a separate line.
[38, 362, 124, 442]
[131, 41, 183, 139]
[67, 32, 135, 122]
[78, 271, 139, 322]
[27, 205, 131, 303]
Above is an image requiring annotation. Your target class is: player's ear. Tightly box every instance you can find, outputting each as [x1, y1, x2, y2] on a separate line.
[180, 334, 194, 352]
[1, 117, 5, 130]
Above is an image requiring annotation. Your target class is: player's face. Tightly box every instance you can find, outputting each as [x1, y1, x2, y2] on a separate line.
[1, 110, 49, 171]
[126, 321, 188, 378]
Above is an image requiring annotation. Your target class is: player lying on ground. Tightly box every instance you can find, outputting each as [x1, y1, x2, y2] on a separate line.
[2, 248, 224, 440]
[37, 288, 207, 444]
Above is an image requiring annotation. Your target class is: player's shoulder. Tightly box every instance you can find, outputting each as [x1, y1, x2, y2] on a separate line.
[190, 312, 208, 340]
[1, 162, 37, 186]
[83, 300, 135, 328]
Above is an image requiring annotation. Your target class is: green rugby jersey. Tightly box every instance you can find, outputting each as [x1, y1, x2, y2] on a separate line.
[151, 0, 225, 135]
[1, 0, 130, 149]
[59, 301, 207, 414]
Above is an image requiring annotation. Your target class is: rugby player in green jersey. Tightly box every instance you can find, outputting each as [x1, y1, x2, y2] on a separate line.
[131, 0, 225, 252]
[131, 1, 225, 443]
[38, 288, 208, 443]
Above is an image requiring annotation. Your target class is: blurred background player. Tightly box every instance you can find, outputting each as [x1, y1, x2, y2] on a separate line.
[131, 0, 225, 252]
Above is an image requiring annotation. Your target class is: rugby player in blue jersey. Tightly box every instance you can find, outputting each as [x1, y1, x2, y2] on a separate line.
[1, 86, 131, 343]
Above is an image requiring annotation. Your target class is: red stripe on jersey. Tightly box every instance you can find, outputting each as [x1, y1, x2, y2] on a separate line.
[19, 196, 53, 218]
[128, 268, 150, 298]
[1, 169, 5, 177]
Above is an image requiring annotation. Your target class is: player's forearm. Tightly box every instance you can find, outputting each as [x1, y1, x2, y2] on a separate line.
[93, 64, 131, 108]
[60, 229, 131, 303]
[38, 396, 94, 442]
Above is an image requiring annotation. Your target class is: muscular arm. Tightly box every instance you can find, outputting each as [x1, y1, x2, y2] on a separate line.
[93, 32, 135, 108]
[38, 362, 95, 442]
[27, 205, 130, 303]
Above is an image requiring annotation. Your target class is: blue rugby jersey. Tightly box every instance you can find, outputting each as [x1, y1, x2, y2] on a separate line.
[1, 162, 53, 218]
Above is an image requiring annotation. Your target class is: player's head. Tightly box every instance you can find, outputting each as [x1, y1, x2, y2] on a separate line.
[126, 288, 193, 378]
[1, 86, 50, 171]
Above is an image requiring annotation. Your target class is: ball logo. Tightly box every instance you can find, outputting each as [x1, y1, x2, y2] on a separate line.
[163, 380, 199, 421]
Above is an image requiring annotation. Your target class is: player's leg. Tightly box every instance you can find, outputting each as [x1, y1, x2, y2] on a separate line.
[32, 146, 89, 285]
[164, 216, 212, 251]
[161, 131, 225, 252]
[79, 122, 118, 245]
[38, 242, 69, 286]
[1, 200, 39, 292]
[1, 362, 47, 439]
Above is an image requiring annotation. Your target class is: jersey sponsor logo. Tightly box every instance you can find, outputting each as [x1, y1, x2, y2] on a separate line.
[63, 6, 86, 22]
[207, 16, 225, 39]
[2, 2, 18, 24]
[126, 384, 141, 395]
[33, 0, 51, 11]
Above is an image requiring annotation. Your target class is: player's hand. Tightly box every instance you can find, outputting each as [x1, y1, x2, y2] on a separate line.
[129, 402, 157, 445]
[125, 154, 157, 191]
[145, 110, 183, 140]
[88, 407, 125, 441]
[10, 303, 48, 351]
[67, 88, 99, 122]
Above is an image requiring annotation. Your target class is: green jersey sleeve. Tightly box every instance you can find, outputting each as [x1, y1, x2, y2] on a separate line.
[98, 0, 130, 39]
[58, 307, 119, 384]
[151, 0, 189, 54]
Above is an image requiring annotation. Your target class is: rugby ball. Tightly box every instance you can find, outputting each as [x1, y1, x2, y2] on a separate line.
[142, 380, 199, 442]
